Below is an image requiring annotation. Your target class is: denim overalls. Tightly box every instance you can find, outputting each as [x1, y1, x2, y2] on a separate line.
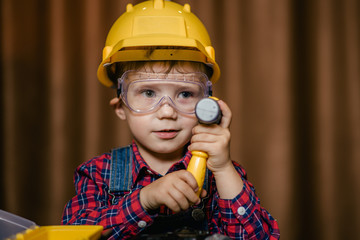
[108, 145, 210, 236]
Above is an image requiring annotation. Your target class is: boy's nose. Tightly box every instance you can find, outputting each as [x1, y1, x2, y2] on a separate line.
[156, 97, 178, 119]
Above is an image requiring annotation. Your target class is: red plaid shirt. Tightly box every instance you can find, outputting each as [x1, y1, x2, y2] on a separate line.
[62, 142, 280, 239]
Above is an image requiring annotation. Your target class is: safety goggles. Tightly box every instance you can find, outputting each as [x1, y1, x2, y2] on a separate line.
[118, 71, 212, 114]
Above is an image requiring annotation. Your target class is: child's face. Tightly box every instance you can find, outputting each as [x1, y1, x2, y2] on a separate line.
[115, 62, 206, 157]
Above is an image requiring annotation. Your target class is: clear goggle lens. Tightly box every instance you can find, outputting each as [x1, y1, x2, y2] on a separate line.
[118, 71, 212, 114]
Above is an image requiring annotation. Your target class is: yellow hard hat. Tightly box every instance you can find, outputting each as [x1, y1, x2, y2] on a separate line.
[97, 0, 220, 87]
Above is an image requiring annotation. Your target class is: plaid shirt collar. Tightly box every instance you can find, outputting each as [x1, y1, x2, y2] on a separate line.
[131, 140, 192, 183]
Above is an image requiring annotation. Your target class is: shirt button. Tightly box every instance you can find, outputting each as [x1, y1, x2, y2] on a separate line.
[138, 220, 147, 228]
[237, 206, 246, 216]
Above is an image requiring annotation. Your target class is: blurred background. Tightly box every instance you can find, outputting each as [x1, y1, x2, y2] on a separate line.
[1, 0, 359, 239]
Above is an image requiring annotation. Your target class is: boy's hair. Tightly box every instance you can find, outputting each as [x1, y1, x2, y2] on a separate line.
[115, 61, 212, 79]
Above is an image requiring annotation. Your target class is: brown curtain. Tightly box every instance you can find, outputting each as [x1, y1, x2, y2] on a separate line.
[1, 0, 359, 239]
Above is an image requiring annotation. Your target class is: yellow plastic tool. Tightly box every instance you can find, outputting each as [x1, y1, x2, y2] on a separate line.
[9, 225, 103, 240]
[187, 97, 221, 196]
[187, 150, 209, 196]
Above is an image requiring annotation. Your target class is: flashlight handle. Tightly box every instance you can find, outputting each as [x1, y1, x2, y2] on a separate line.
[187, 151, 208, 196]
[187, 97, 220, 197]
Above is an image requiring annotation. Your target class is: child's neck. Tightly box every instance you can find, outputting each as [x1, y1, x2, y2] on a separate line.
[138, 147, 184, 176]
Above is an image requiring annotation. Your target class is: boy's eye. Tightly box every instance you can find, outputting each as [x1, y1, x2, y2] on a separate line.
[141, 89, 156, 98]
[179, 91, 193, 99]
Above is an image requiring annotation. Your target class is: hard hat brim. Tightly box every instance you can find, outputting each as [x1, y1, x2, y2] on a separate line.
[98, 43, 220, 88]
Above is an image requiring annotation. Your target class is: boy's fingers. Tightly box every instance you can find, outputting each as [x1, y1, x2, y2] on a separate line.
[140, 171, 202, 212]
[178, 170, 199, 191]
[164, 196, 181, 212]
[167, 171, 200, 211]
[169, 190, 191, 211]
[200, 189, 207, 198]
[191, 132, 218, 143]
[217, 100, 232, 129]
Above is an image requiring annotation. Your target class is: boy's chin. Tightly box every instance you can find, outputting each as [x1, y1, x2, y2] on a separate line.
[144, 141, 187, 155]
[152, 144, 184, 154]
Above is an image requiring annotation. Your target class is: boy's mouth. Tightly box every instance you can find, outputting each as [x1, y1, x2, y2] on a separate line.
[154, 129, 179, 139]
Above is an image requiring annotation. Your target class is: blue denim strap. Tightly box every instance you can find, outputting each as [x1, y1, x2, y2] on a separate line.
[109, 145, 133, 193]
[109, 145, 210, 197]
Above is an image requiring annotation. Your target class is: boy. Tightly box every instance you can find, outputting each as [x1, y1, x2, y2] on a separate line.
[62, 1, 280, 239]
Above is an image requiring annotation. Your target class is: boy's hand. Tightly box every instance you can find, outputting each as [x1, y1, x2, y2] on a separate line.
[139, 170, 205, 213]
[188, 100, 232, 174]
[189, 100, 243, 199]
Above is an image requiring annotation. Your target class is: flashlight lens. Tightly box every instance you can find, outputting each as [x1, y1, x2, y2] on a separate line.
[195, 98, 222, 124]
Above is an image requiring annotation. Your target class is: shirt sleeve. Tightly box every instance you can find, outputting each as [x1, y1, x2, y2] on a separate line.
[61, 156, 156, 240]
[211, 162, 280, 239]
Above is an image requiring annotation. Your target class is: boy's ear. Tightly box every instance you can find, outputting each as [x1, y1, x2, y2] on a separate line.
[110, 97, 127, 120]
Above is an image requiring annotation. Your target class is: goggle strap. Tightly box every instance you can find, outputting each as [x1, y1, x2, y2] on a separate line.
[117, 77, 124, 97]
[207, 80, 213, 96]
